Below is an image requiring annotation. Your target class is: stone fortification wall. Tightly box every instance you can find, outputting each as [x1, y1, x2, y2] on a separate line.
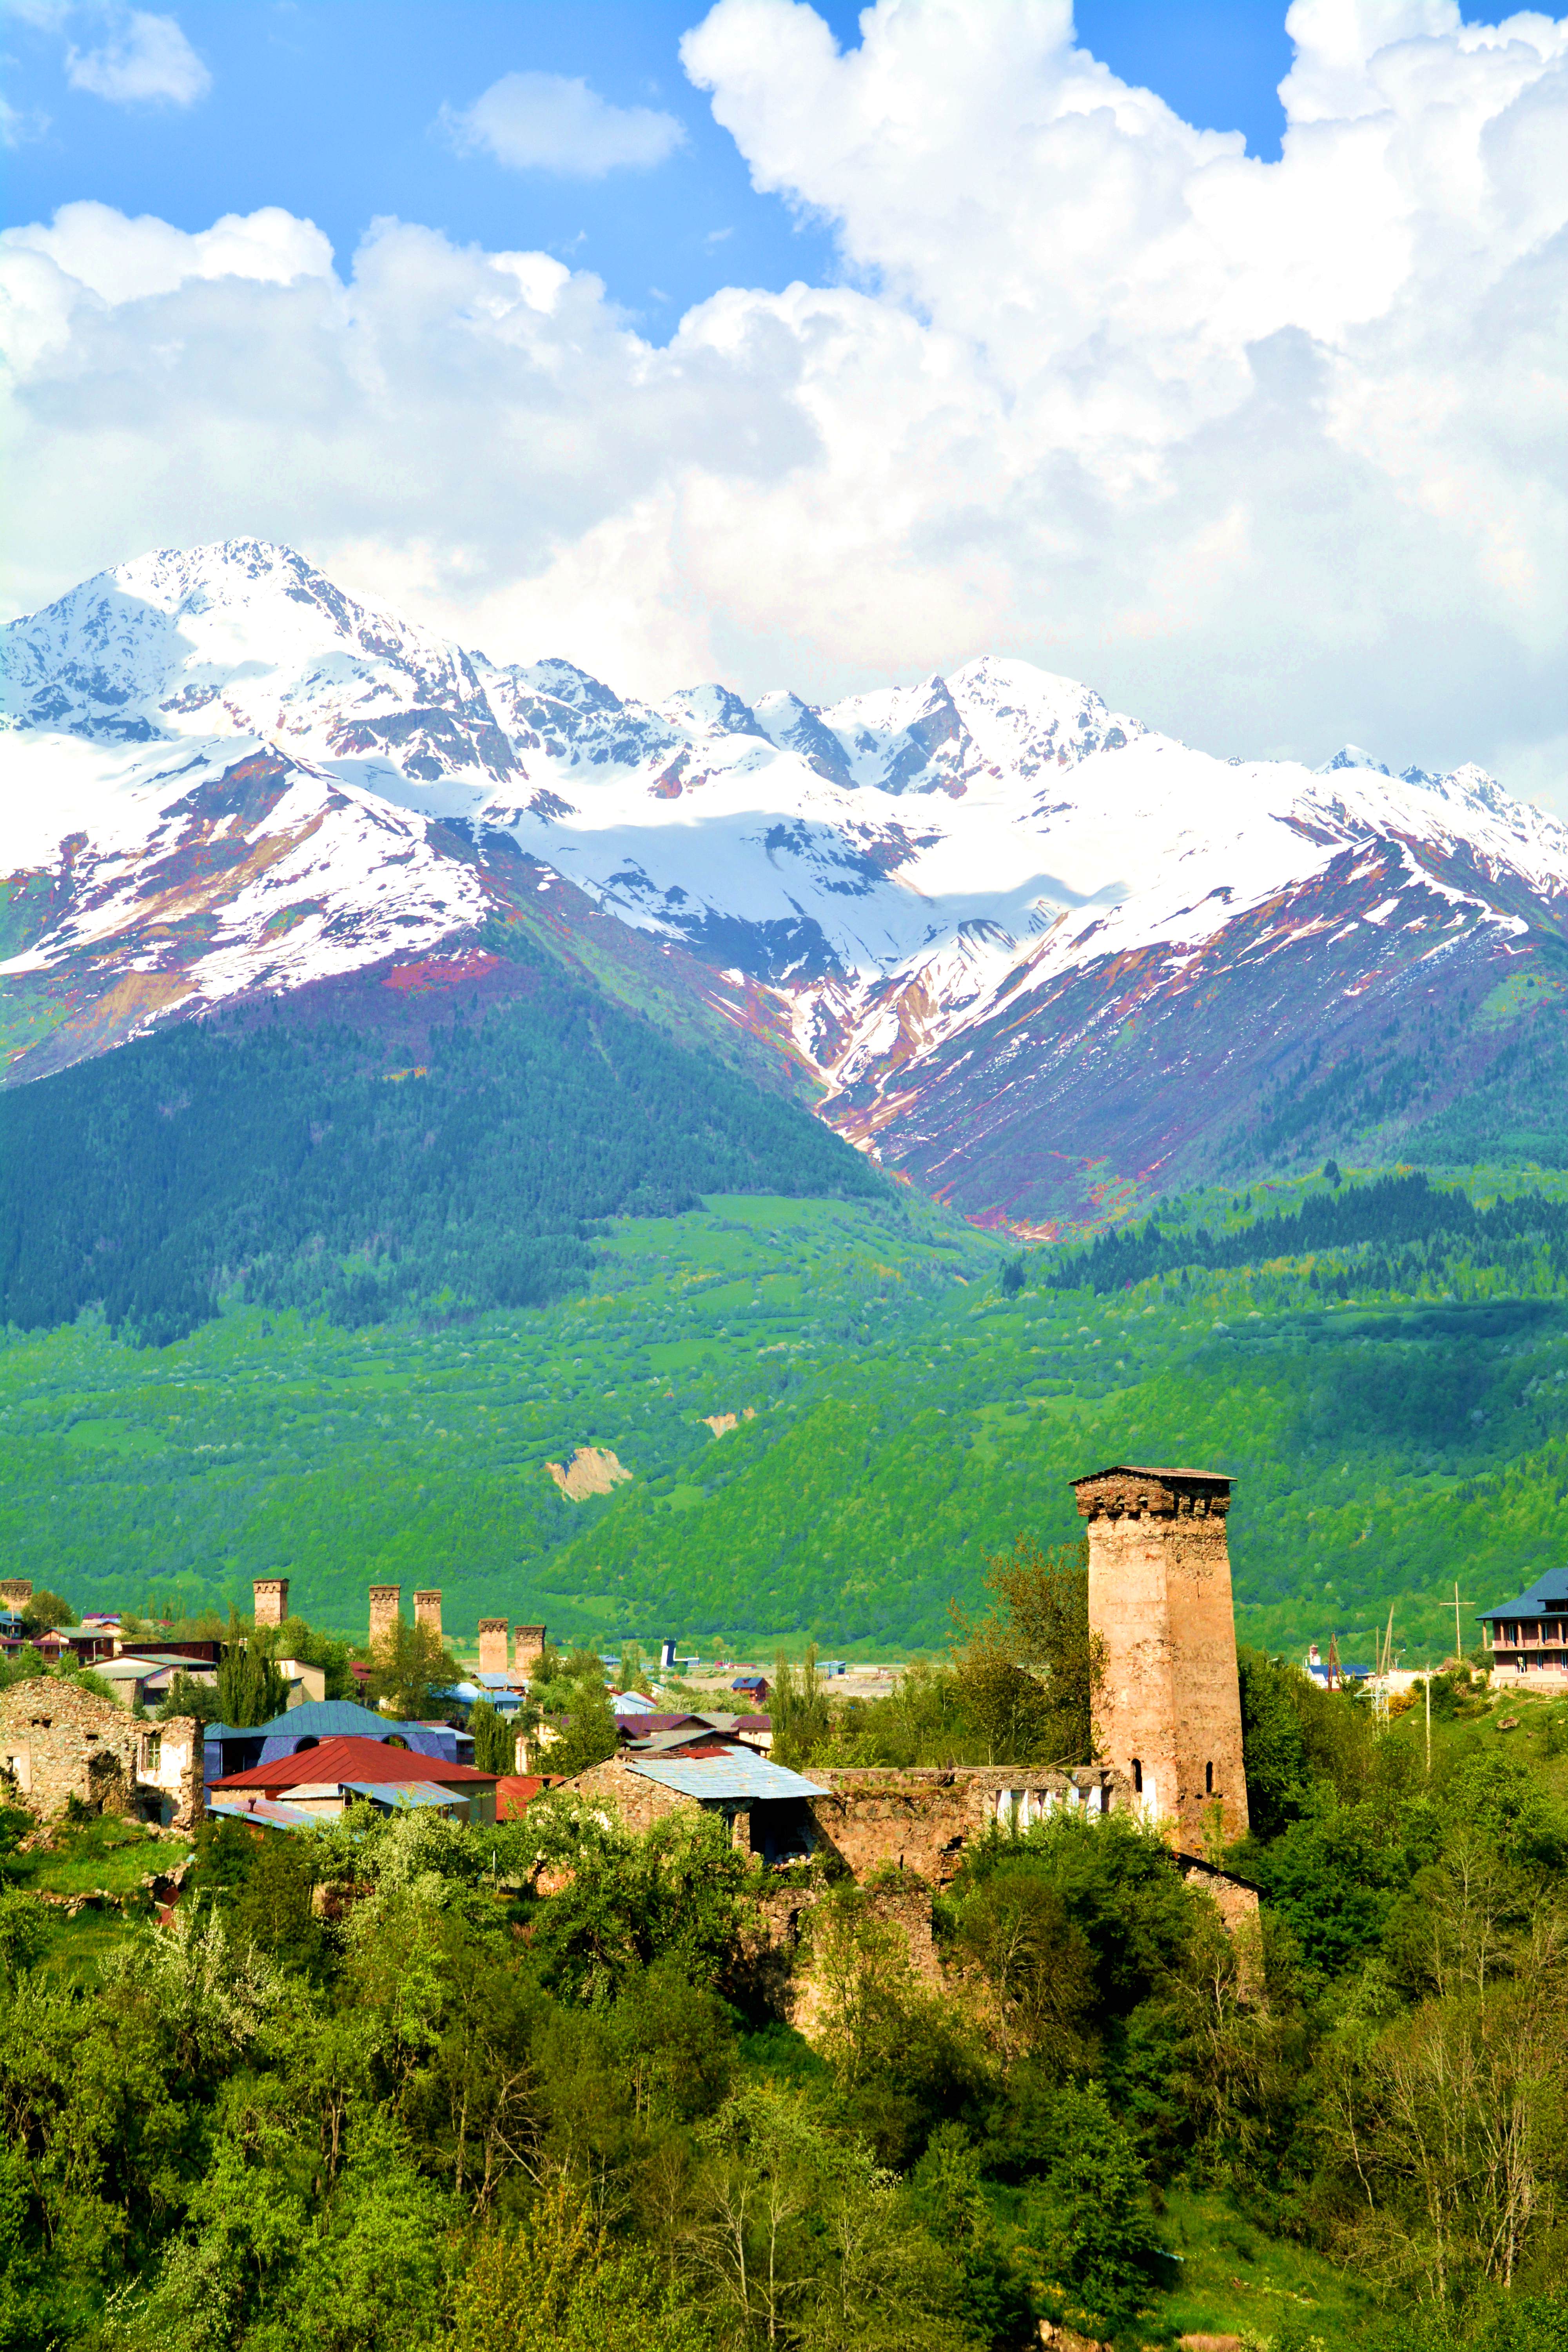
[805, 1765, 1124, 1886]
[1074, 1465, 1249, 1853]
[0, 1682, 203, 1832]
[567, 1754, 699, 1838]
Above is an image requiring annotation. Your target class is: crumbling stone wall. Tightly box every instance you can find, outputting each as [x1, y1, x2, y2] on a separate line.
[0, 1682, 204, 1832]
[756, 1882, 945, 2038]
[805, 1765, 1124, 1886]
[565, 1757, 752, 1846]
[1074, 1465, 1250, 1852]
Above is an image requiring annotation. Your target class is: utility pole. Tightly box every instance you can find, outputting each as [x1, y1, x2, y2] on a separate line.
[1452, 1582, 1474, 1668]
[1426, 1663, 1432, 1777]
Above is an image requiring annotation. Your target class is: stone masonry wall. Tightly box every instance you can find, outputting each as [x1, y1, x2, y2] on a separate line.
[0, 1682, 204, 1832]
[368, 1585, 401, 1655]
[1074, 1466, 1250, 1852]
[806, 1765, 1124, 1886]
[568, 1755, 703, 1837]
[514, 1625, 546, 1674]
[252, 1578, 289, 1629]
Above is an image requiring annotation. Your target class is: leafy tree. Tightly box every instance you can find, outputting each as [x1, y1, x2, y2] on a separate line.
[467, 1699, 517, 1777]
[544, 1669, 618, 1780]
[771, 1644, 831, 1769]
[216, 1613, 289, 1728]
[365, 1619, 461, 1722]
[951, 1536, 1103, 1766]
[454, 2178, 708, 2352]
[18, 1590, 74, 1633]
[157, 1670, 222, 1727]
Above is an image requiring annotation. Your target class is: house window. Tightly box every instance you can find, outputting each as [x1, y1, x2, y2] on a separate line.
[140, 1732, 162, 1775]
[1131, 1758, 1143, 1793]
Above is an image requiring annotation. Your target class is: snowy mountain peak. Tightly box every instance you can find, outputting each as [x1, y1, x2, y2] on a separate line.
[1318, 744, 1391, 776]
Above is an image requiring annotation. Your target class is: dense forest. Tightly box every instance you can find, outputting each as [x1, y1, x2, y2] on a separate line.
[2, 1605, 1566, 2352]
[0, 930, 878, 1344]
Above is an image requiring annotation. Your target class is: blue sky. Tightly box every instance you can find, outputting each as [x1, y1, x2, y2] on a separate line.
[2, 1, 1432, 323]
[2, 0, 1562, 793]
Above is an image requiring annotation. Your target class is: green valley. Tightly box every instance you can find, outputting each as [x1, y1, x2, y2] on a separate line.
[8, 1163, 1568, 1661]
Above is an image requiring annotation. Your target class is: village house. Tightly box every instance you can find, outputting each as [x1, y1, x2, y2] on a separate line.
[1479, 1569, 1568, 1687]
[208, 1733, 499, 1825]
[0, 1680, 203, 1833]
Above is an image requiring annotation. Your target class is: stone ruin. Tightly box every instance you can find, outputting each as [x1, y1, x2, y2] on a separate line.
[0, 1680, 203, 1834]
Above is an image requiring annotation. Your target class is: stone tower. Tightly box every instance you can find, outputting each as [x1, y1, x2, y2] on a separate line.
[0, 1581, 33, 1614]
[414, 1589, 442, 1642]
[368, 1584, 401, 1656]
[477, 1618, 509, 1676]
[252, 1578, 289, 1630]
[1072, 1463, 1249, 1853]
[513, 1624, 546, 1677]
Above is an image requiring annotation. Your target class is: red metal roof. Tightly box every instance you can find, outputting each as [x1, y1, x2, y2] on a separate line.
[210, 1735, 497, 1792]
[494, 1774, 564, 1819]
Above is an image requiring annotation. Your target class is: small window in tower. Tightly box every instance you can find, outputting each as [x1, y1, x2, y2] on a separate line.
[1131, 1758, 1143, 1793]
[1205, 1760, 1214, 1794]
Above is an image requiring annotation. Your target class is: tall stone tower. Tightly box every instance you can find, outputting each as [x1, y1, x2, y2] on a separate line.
[1072, 1463, 1249, 1852]
[252, 1578, 289, 1630]
[0, 1581, 33, 1614]
[513, 1624, 546, 1677]
[477, 1619, 509, 1676]
[368, 1584, 401, 1656]
[414, 1589, 442, 1642]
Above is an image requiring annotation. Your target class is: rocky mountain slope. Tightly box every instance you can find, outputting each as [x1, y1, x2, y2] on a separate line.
[7, 539, 1568, 1226]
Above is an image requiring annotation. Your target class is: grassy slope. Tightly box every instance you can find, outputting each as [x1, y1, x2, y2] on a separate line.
[9, 1163, 1568, 1657]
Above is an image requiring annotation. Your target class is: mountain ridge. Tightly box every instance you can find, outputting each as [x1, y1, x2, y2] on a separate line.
[7, 539, 1568, 1226]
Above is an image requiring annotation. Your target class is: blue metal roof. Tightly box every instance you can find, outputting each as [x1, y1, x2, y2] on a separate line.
[1480, 1570, 1568, 1621]
[625, 1748, 825, 1802]
[207, 1797, 317, 1830]
[341, 1780, 473, 1811]
[254, 1699, 395, 1739]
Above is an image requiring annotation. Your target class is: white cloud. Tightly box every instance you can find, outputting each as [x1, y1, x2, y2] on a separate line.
[64, 7, 210, 105]
[1, 0, 1564, 804]
[440, 69, 685, 176]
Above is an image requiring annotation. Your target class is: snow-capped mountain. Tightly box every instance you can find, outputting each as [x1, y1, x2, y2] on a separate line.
[5, 540, 1566, 1226]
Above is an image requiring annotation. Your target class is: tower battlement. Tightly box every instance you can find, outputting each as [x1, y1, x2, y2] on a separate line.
[1073, 1463, 1248, 1854]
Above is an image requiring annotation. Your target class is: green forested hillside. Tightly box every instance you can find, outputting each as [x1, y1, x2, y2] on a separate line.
[0, 929, 876, 1343]
[6, 1166, 1568, 1659]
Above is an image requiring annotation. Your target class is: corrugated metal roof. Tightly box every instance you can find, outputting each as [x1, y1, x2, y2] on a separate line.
[624, 1748, 825, 1802]
[211, 1736, 497, 1791]
[207, 1798, 317, 1830]
[1480, 1569, 1568, 1619]
[341, 1781, 472, 1811]
[253, 1699, 397, 1740]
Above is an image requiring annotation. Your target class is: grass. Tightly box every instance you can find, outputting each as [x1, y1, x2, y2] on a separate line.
[11, 1813, 190, 1900]
[1157, 2186, 1376, 2348]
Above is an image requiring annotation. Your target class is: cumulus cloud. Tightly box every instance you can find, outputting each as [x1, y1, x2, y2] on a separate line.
[2, 0, 1565, 800]
[64, 7, 210, 105]
[440, 69, 685, 175]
